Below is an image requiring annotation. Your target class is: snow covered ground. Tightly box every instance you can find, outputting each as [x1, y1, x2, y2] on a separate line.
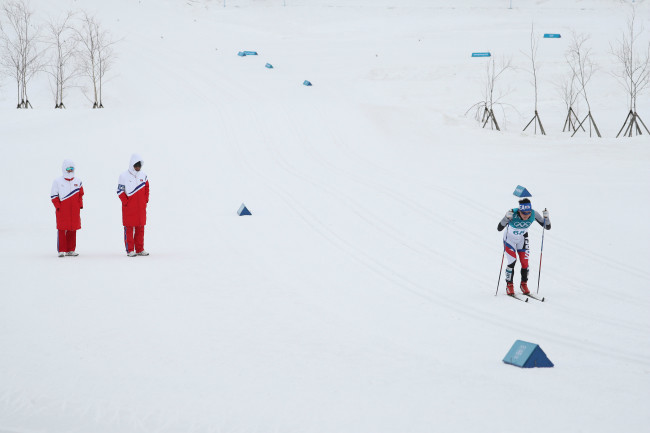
[1, 0, 649, 432]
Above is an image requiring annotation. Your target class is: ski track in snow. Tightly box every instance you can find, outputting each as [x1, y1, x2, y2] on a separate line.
[208, 70, 649, 366]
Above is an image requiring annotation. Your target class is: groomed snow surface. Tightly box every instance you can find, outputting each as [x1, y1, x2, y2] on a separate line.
[1, 1, 649, 432]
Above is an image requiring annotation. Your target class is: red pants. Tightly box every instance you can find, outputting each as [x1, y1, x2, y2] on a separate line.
[57, 230, 77, 253]
[124, 226, 145, 253]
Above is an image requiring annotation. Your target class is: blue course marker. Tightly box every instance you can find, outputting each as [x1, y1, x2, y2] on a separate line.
[265, 63, 273, 69]
[303, 80, 312, 86]
[237, 203, 252, 216]
[471, 52, 491, 57]
[503, 340, 554, 368]
[513, 185, 532, 198]
[243, 50, 258, 55]
[543, 34, 561, 38]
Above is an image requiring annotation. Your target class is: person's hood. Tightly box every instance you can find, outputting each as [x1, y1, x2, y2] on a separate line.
[128, 153, 144, 176]
[61, 159, 75, 179]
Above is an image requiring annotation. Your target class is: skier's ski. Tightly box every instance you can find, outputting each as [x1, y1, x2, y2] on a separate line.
[523, 293, 545, 302]
[507, 294, 528, 302]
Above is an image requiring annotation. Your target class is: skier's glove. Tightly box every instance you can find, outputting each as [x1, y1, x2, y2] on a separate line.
[505, 210, 513, 220]
[543, 209, 549, 219]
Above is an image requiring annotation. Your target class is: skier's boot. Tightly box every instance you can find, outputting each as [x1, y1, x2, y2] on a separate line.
[520, 268, 530, 294]
[66, 251, 79, 257]
[505, 266, 515, 295]
[58, 252, 65, 258]
[127, 251, 137, 257]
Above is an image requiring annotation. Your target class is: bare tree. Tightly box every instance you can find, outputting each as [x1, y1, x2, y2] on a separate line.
[46, 11, 78, 108]
[0, 1, 24, 107]
[557, 70, 584, 133]
[466, 56, 513, 131]
[522, 24, 546, 135]
[96, 25, 115, 108]
[0, 0, 43, 108]
[0, 20, 4, 92]
[77, 12, 115, 108]
[611, 6, 650, 137]
[566, 32, 601, 137]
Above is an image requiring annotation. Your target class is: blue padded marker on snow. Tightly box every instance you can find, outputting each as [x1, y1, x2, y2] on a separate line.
[265, 63, 273, 69]
[243, 51, 258, 55]
[503, 340, 554, 368]
[471, 52, 491, 57]
[513, 185, 532, 197]
[237, 203, 252, 216]
[543, 34, 561, 38]
[237, 51, 246, 56]
[303, 80, 312, 86]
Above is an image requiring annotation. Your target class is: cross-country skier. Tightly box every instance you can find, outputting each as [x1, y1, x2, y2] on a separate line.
[497, 198, 550, 295]
[117, 154, 150, 257]
[51, 159, 84, 257]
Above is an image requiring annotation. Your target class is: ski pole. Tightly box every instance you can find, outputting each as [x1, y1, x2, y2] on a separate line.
[536, 209, 547, 294]
[495, 248, 505, 296]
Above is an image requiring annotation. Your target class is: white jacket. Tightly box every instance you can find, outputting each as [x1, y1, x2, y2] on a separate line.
[117, 154, 149, 227]
[51, 159, 83, 203]
[117, 154, 148, 198]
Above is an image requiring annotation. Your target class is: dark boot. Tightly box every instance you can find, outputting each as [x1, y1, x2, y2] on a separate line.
[520, 268, 530, 294]
[505, 266, 515, 295]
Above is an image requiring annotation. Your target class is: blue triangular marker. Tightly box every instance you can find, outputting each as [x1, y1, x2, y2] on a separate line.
[237, 203, 252, 216]
[265, 63, 273, 69]
[503, 340, 554, 368]
[524, 346, 554, 368]
[303, 80, 312, 86]
[513, 185, 532, 197]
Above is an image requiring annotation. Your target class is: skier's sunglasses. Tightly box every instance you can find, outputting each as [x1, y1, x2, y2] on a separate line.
[520, 211, 531, 216]
[65, 167, 74, 172]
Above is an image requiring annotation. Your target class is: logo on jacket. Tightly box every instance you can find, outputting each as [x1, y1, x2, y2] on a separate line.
[74, 184, 78, 187]
[118, 184, 125, 191]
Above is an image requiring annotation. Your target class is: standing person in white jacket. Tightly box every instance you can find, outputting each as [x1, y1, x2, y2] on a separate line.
[117, 154, 150, 257]
[50, 159, 84, 257]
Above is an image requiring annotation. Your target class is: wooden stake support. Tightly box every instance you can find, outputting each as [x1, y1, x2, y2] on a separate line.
[523, 110, 546, 135]
[571, 111, 601, 138]
[616, 110, 650, 137]
[562, 107, 584, 133]
[482, 107, 500, 131]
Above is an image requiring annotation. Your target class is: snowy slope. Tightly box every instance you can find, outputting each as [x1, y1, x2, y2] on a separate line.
[1, 1, 649, 432]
